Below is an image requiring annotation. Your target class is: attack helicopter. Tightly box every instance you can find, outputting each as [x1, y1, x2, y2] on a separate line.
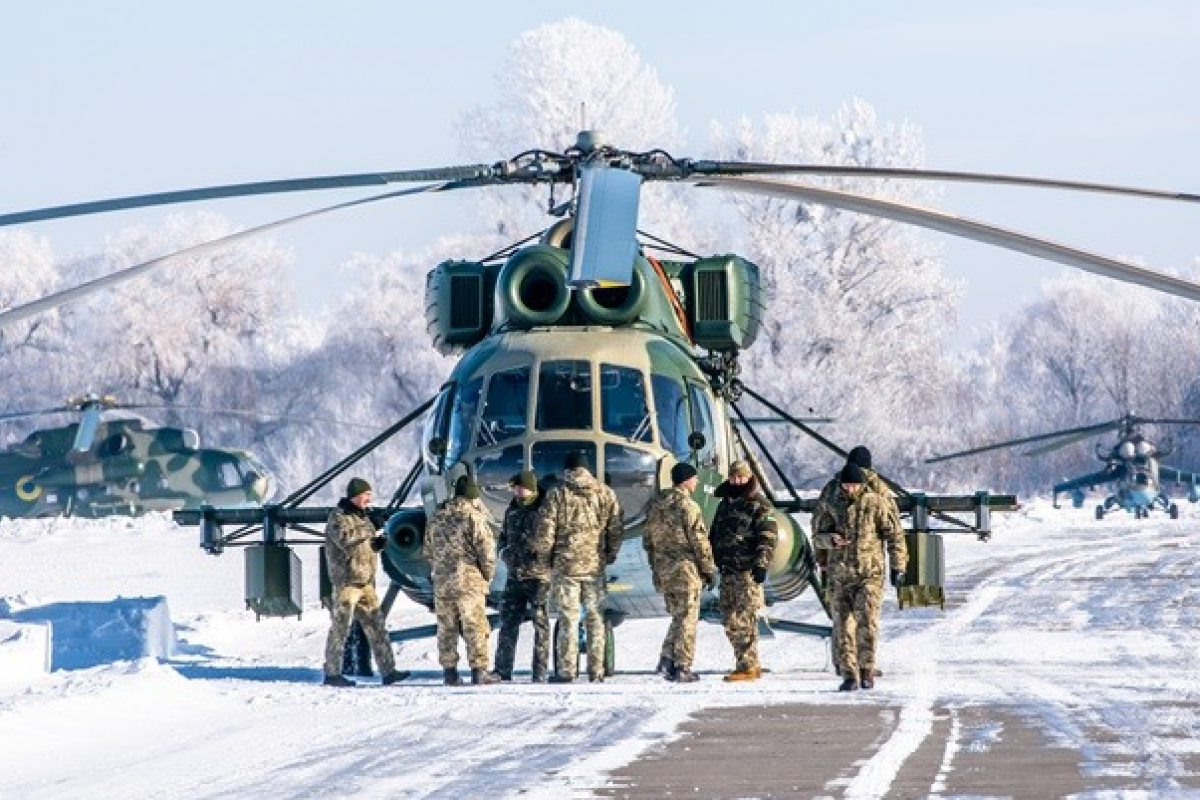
[3, 129, 1198, 673]
[0, 392, 273, 518]
[929, 413, 1200, 520]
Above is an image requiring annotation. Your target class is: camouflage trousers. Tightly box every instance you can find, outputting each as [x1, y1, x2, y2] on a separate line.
[820, 569, 844, 675]
[552, 574, 607, 680]
[323, 582, 396, 678]
[493, 576, 550, 678]
[830, 576, 883, 679]
[718, 570, 764, 673]
[659, 567, 703, 670]
[434, 590, 492, 671]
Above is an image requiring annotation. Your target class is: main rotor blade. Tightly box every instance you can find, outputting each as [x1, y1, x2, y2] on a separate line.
[689, 162, 1200, 205]
[0, 167, 498, 228]
[1023, 424, 1122, 456]
[696, 176, 1200, 303]
[0, 182, 452, 330]
[928, 420, 1121, 463]
[0, 406, 71, 423]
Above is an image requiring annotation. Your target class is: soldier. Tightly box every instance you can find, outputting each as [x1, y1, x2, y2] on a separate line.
[423, 474, 500, 686]
[813, 462, 907, 691]
[321, 477, 410, 688]
[534, 451, 623, 683]
[709, 460, 777, 682]
[643, 461, 717, 683]
[490, 470, 551, 683]
[811, 445, 901, 674]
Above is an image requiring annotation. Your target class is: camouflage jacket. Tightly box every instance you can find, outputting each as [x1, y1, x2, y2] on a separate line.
[324, 499, 379, 587]
[709, 478, 778, 574]
[812, 485, 907, 583]
[499, 493, 550, 580]
[643, 486, 717, 586]
[422, 496, 496, 598]
[811, 468, 901, 567]
[533, 467, 623, 578]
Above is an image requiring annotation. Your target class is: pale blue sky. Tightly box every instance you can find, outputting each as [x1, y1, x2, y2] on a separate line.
[2, 1, 1197, 343]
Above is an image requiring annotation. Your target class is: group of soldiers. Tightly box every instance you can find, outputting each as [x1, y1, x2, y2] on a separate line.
[319, 446, 906, 691]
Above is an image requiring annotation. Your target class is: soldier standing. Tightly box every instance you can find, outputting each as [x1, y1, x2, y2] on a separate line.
[321, 477, 409, 687]
[423, 475, 500, 686]
[490, 470, 551, 682]
[811, 445, 901, 674]
[709, 460, 777, 682]
[534, 451, 623, 683]
[813, 462, 907, 691]
[643, 461, 717, 683]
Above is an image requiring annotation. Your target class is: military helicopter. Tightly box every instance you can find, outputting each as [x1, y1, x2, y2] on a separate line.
[0, 392, 273, 518]
[929, 413, 1200, 520]
[4, 129, 1198, 671]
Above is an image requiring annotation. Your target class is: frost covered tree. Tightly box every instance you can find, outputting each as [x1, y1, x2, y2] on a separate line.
[710, 102, 961, 483]
[457, 18, 702, 250]
[0, 230, 64, 419]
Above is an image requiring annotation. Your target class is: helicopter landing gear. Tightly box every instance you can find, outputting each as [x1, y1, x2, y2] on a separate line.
[1170, 503, 1180, 519]
[1095, 505, 1105, 520]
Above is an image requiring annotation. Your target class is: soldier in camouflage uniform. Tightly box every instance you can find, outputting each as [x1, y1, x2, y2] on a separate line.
[321, 477, 409, 687]
[533, 451, 623, 683]
[643, 461, 717, 683]
[811, 445, 901, 675]
[490, 470, 551, 682]
[709, 460, 778, 682]
[422, 475, 500, 686]
[813, 462, 907, 691]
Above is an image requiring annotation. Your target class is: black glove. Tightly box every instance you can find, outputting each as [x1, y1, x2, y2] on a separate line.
[751, 566, 767, 584]
[370, 535, 387, 552]
[890, 569, 905, 588]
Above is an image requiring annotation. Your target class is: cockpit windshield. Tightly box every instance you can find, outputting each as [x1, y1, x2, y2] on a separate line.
[477, 366, 530, 447]
[600, 364, 651, 442]
[536, 360, 593, 430]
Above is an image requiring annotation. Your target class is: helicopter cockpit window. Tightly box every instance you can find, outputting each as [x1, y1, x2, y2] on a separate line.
[446, 377, 483, 467]
[600, 364, 651, 443]
[651, 374, 691, 460]
[1118, 441, 1136, 459]
[531, 441, 597, 482]
[477, 366, 531, 447]
[606, 444, 657, 525]
[1134, 440, 1152, 458]
[686, 380, 718, 467]
[473, 444, 524, 523]
[536, 360, 593, 431]
[217, 461, 242, 489]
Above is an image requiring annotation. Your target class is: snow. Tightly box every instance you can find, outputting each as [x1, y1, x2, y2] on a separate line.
[2, 501, 1199, 797]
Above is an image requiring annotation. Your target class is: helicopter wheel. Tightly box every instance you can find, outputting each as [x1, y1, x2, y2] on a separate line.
[1095, 506, 1105, 520]
[1170, 503, 1180, 519]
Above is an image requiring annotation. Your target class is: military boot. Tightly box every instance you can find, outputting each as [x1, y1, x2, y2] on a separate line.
[530, 670, 548, 683]
[322, 674, 356, 688]
[723, 666, 762, 682]
[488, 670, 512, 682]
[655, 656, 675, 676]
[859, 669, 875, 690]
[381, 670, 411, 686]
[472, 669, 501, 686]
[443, 668, 462, 686]
[672, 667, 699, 683]
[838, 675, 860, 691]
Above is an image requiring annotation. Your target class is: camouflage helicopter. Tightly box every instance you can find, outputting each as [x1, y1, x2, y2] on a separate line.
[0, 392, 273, 519]
[3, 130, 1199, 671]
[929, 413, 1200, 520]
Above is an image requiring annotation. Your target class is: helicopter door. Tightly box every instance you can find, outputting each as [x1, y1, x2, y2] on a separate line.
[650, 374, 691, 461]
[685, 379, 720, 469]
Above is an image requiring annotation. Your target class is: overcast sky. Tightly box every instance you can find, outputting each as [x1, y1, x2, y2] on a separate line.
[2, 1, 1197, 343]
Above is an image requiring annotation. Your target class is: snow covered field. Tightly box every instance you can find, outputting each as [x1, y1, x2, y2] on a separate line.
[2, 499, 1198, 798]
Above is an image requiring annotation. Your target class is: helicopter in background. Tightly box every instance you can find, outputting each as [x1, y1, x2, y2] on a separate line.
[0, 392, 273, 518]
[928, 413, 1200, 520]
[4, 129, 1198, 668]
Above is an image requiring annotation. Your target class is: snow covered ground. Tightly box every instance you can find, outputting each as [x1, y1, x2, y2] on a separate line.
[2, 499, 1198, 798]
